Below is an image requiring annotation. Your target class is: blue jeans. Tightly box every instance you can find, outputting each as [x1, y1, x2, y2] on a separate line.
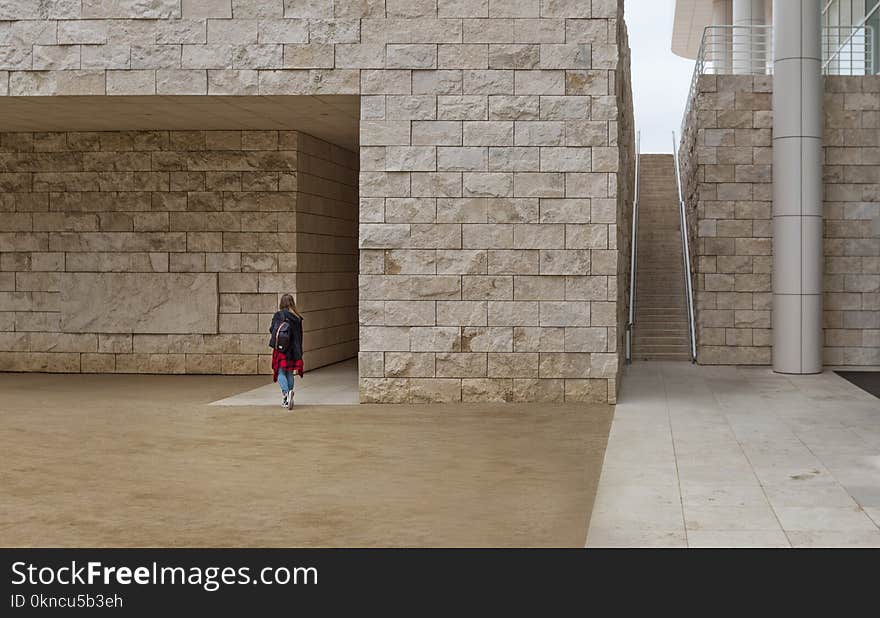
[278, 371, 295, 395]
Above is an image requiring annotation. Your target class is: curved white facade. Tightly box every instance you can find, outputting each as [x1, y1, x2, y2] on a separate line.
[673, 0, 772, 59]
[672, 0, 721, 58]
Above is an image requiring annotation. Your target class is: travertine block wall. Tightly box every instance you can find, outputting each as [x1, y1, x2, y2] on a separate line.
[0, 0, 634, 403]
[294, 133, 359, 369]
[356, 1, 632, 404]
[0, 129, 358, 374]
[680, 74, 880, 367]
[682, 74, 773, 365]
[824, 76, 880, 367]
[614, 15, 634, 387]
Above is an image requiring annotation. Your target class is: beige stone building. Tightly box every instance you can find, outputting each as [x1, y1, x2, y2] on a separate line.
[672, 0, 880, 371]
[0, 0, 636, 403]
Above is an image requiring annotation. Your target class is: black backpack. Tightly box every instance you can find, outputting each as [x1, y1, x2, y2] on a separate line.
[275, 318, 292, 353]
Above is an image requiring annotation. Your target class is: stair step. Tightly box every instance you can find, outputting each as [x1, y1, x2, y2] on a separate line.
[632, 153, 691, 364]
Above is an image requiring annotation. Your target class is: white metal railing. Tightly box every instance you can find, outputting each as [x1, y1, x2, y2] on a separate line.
[625, 131, 640, 364]
[700, 25, 773, 75]
[672, 132, 697, 364]
[823, 25, 875, 74]
[679, 26, 767, 147]
[681, 24, 876, 140]
[823, 0, 880, 75]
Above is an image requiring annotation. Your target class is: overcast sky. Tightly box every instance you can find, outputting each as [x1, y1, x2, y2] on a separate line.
[624, 0, 696, 153]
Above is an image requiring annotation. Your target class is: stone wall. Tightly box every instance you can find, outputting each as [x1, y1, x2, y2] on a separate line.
[356, 0, 631, 404]
[614, 13, 635, 395]
[293, 132, 359, 370]
[0, 129, 358, 374]
[0, 0, 633, 403]
[824, 76, 880, 366]
[680, 74, 880, 367]
[681, 74, 773, 365]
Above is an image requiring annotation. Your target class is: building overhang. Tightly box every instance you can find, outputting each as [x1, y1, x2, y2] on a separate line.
[0, 95, 360, 150]
[672, 0, 717, 59]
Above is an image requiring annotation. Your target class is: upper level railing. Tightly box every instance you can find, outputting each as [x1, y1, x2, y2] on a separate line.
[697, 25, 773, 76]
[823, 0, 880, 74]
[679, 26, 770, 146]
[680, 24, 875, 139]
[823, 25, 875, 74]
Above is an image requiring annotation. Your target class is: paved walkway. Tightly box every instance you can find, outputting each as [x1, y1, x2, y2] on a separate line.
[586, 362, 880, 548]
[210, 358, 359, 406]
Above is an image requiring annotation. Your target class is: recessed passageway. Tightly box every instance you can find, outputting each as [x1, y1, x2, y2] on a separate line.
[211, 359, 358, 406]
[587, 362, 880, 548]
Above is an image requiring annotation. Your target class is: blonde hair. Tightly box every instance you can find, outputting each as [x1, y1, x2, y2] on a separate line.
[279, 293, 301, 317]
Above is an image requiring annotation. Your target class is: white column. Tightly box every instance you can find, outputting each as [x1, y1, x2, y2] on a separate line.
[733, 0, 767, 73]
[772, 0, 824, 374]
[712, 0, 733, 73]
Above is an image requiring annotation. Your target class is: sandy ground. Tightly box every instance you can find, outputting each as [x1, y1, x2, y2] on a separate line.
[0, 373, 613, 547]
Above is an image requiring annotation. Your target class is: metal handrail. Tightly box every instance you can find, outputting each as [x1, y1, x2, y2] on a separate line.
[672, 131, 697, 363]
[680, 25, 773, 138]
[625, 131, 640, 364]
[680, 23, 876, 141]
[822, 0, 880, 73]
[823, 25, 875, 75]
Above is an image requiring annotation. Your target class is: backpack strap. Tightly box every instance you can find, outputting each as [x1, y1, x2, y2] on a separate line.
[275, 321, 287, 346]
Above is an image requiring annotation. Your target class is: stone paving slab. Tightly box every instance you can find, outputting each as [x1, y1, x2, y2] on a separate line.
[586, 361, 880, 549]
[210, 358, 359, 406]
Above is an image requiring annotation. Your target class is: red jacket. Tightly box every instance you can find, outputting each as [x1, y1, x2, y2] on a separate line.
[272, 349, 303, 381]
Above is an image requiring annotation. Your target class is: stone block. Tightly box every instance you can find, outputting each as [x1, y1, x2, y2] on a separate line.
[462, 378, 513, 402]
[438, 147, 488, 171]
[405, 378, 464, 403]
[514, 377, 562, 401]
[435, 352, 487, 377]
[157, 69, 207, 94]
[564, 379, 608, 403]
[384, 352, 435, 377]
[487, 351, 538, 377]
[437, 250, 488, 275]
[436, 300, 487, 326]
[489, 95, 540, 120]
[460, 326, 513, 352]
[33, 45, 82, 71]
[462, 275, 514, 300]
[82, 0, 181, 19]
[439, 44, 489, 69]
[539, 352, 589, 378]
[538, 301, 589, 327]
[82, 353, 116, 372]
[183, 0, 232, 18]
[10, 71, 107, 96]
[181, 45, 233, 69]
[61, 273, 218, 334]
[82, 45, 132, 70]
[515, 121, 564, 146]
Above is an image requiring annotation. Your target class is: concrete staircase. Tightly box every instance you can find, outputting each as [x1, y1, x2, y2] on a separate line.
[632, 154, 691, 362]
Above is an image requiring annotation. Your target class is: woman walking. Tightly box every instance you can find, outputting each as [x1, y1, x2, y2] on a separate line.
[268, 294, 304, 410]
